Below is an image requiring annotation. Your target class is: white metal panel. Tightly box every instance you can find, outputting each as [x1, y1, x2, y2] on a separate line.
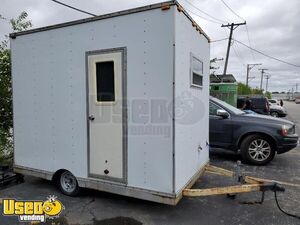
[125, 8, 174, 193]
[174, 10, 210, 193]
[12, 30, 88, 178]
[12, 7, 174, 193]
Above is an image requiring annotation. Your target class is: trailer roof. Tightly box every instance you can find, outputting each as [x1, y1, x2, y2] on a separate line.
[9, 0, 210, 42]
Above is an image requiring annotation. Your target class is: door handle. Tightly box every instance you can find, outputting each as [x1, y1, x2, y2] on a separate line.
[89, 115, 95, 121]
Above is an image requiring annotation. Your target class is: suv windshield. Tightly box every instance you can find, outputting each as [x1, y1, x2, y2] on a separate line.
[211, 97, 245, 115]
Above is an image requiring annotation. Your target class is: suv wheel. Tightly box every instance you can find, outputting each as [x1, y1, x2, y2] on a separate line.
[271, 111, 279, 117]
[240, 134, 275, 165]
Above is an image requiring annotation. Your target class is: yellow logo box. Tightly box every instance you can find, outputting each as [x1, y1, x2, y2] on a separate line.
[2, 196, 64, 223]
[4, 200, 44, 215]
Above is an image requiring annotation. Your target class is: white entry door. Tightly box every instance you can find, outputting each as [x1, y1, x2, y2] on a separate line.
[87, 48, 126, 182]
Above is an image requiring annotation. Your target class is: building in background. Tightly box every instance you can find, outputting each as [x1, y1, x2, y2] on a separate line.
[210, 74, 238, 106]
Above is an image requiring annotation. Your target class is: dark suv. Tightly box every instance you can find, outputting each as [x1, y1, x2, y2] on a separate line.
[210, 97, 298, 165]
[237, 96, 270, 115]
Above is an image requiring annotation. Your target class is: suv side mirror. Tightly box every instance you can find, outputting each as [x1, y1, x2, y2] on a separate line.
[216, 109, 229, 119]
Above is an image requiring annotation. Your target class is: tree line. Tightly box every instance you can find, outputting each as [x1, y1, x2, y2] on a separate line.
[237, 82, 271, 99]
[0, 12, 32, 164]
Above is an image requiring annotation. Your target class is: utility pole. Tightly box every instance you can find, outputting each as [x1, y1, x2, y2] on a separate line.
[265, 74, 271, 93]
[210, 57, 224, 72]
[296, 83, 298, 93]
[246, 63, 262, 86]
[258, 69, 268, 90]
[221, 22, 246, 75]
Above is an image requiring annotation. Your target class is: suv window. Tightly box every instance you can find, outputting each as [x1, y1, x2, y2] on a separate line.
[237, 97, 245, 109]
[237, 96, 269, 115]
[209, 102, 223, 115]
[253, 98, 264, 105]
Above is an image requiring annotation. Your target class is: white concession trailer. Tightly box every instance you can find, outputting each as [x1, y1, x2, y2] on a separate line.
[10, 0, 210, 205]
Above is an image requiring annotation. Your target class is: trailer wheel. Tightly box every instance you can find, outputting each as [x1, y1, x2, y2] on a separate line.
[58, 171, 80, 196]
[240, 134, 275, 165]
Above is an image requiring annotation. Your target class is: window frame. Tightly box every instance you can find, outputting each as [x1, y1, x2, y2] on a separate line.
[190, 53, 204, 88]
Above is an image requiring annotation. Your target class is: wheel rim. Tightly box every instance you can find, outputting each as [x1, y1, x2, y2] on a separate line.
[60, 171, 77, 193]
[248, 139, 271, 161]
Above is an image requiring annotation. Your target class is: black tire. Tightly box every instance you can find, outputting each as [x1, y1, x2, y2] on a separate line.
[271, 111, 279, 117]
[58, 171, 80, 196]
[240, 134, 275, 165]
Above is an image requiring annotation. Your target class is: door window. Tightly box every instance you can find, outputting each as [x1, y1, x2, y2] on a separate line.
[209, 102, 223, 115]
[95, 61, 115, 102]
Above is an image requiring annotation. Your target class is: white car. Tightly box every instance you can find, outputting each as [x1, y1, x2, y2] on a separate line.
[268, 99, 280, 105]
[269, 103, 287, 117]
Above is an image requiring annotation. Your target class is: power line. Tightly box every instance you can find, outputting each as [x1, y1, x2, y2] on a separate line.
[221, 22, 247, 75]
[219, 0, 245, 22]
[245, 25, 255, 61]
[232, 43, 246, 66]
[230, 33, 246, 66]
[218, 0, 256, 62]
[222, 30, 247, 68]
[183, 0, 228, 24]
[222, 31, 245, 67]
[185, 9, 223, 25]
[210, 37, 228, 43]
[50, 0, 96, 17]
[233, 39, 300, 68]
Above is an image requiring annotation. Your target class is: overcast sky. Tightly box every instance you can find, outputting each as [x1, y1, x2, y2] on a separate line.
[1, 0, 300, 92]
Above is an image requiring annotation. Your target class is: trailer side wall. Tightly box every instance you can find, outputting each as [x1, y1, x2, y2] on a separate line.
[174, 9, 210, 193]
[11, 7, 174, 193]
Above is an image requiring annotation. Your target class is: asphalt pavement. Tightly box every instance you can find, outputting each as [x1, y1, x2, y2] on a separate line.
[0, 101, 299, 225]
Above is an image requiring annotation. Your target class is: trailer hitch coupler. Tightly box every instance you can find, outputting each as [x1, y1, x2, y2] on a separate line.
[260, 183, 285, 193]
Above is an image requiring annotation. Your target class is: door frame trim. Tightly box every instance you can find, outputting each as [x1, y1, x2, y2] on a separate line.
[85, 47, 127, 184]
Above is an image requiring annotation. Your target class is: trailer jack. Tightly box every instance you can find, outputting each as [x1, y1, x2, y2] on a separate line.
[238, 183, 285, 205]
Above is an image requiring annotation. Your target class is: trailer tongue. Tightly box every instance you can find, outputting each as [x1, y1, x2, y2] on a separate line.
[183, 162, 300, 220]
[183, 163, 286, 199]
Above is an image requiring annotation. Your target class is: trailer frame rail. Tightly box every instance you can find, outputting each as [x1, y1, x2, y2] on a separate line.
[183, 163, 291, 198]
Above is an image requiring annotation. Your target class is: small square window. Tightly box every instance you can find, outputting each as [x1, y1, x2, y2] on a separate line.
[190, 55, 203, 88]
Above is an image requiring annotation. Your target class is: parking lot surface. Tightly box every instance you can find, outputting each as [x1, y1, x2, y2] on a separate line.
[0, 101, 299, 225]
